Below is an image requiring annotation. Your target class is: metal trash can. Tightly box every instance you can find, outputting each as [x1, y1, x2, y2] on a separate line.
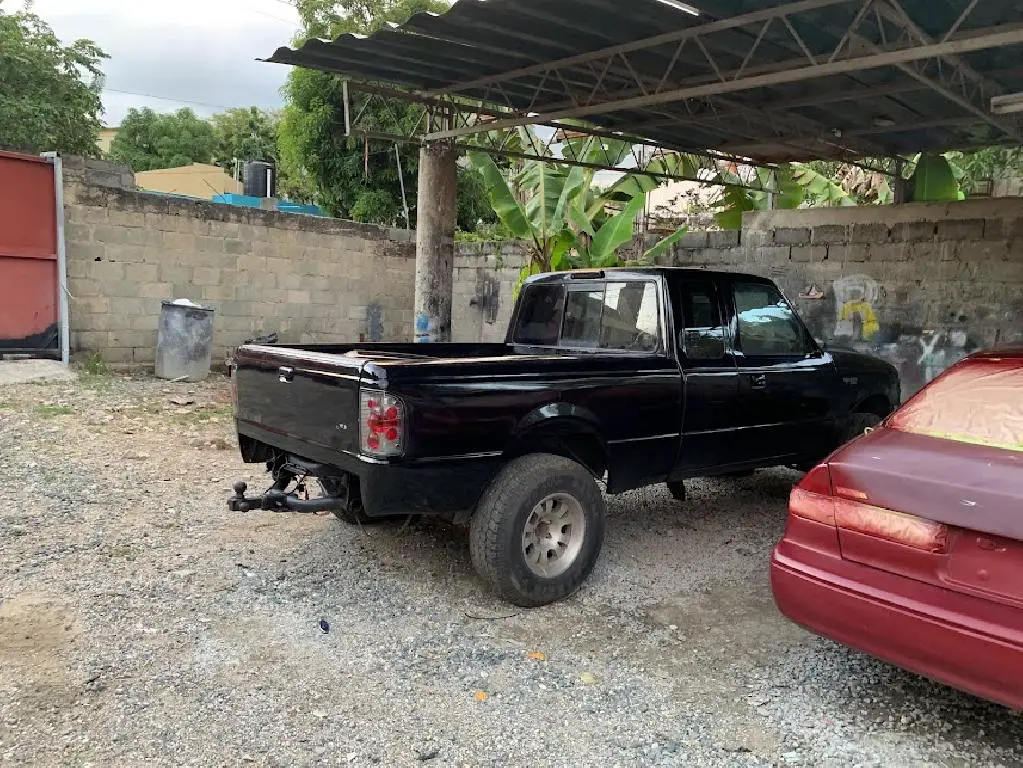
[155, 300, 215, 382]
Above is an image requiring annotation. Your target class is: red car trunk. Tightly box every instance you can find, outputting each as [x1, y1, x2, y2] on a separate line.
[772, 350, 1023, 709]
[830, 429, 1023, 605]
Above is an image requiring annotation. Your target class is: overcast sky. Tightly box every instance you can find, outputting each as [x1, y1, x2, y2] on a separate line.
[26, 0, 303, 124]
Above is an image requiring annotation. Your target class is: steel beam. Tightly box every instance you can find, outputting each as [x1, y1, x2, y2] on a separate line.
[426, 0, 859, 97]
[422, 25, 1023, 141]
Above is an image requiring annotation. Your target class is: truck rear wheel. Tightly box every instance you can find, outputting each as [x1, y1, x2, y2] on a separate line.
[469, 453, 605, 607]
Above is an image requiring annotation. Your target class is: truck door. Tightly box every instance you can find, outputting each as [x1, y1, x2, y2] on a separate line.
[728, 279, 837, 464]
[670, 276, 743, 475]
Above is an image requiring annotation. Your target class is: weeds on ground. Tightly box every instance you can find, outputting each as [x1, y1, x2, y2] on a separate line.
[77, 351, 115, 390]
[34, 404, 75, 418]
[171, 404, 234, 426]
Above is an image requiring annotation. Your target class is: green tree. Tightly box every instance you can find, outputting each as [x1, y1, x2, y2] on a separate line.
[470, 135, 689, 291]
[0, 3, 107, 155]
[278, 0, 496, 228]
[211, 107, 280, 179]
[108, 107, 216, 171]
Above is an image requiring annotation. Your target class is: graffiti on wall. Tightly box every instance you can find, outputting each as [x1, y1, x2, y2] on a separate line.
[833, 274, 881, 342]
[793, 274, 981, 399]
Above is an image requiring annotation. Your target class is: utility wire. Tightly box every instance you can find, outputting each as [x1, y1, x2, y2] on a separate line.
[103, 88, 235, 111]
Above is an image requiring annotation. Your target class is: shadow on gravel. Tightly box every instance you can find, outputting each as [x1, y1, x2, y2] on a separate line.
[770, 633, 1023, 758]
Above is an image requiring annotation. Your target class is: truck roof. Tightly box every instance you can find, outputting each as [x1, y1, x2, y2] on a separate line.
[525, 266, 775, 285]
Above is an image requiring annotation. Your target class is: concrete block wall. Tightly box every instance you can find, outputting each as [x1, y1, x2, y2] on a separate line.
[61, 158, 416, 365]
[452, 198, 1023, 397]
[451, 242, 529, 343]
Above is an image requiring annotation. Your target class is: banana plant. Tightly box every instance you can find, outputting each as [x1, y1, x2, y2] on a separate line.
[470, 143, 689, 295]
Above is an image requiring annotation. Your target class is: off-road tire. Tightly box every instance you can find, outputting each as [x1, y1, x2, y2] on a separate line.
[469, 453, 605, 607]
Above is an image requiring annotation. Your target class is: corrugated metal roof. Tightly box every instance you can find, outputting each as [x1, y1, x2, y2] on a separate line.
[265, 0, 1023, 162]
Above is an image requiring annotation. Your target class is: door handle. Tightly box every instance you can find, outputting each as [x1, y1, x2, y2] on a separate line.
[750, 373, 767, 391]
[278, 366, 295, 382]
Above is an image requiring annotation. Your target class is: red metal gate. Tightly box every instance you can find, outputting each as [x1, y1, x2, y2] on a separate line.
[0, 150, 60, 358]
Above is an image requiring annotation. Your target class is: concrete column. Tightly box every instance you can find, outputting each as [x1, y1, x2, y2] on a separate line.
[414, 142, 458, 343]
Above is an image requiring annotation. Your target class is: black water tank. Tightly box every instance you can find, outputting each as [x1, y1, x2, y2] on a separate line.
[243, 160, 276, 198]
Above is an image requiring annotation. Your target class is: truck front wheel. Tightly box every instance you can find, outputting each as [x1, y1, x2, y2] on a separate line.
[469, 453, 606, 607]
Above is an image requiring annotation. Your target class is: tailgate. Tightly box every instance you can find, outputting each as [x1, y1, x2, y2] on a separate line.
[234, 344, 366, 455]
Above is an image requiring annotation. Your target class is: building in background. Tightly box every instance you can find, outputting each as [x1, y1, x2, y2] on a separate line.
[135, 163, 242, 198]
[96, 126, 119, 155]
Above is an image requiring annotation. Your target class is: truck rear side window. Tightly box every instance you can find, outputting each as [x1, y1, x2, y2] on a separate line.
[560, 281, 661, 352]
[513, 284, 566, 345]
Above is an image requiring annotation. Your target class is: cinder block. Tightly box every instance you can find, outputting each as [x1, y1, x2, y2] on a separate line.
[195, 235, 224, 253]
[91, 261, 126, 282]
[73, 331, 109, 351]
[108, 210, 143, 228]
[287, 290, 312, 305]
[73, 279, 102, 297]
[138, 282, 173, 299]
[159, 264, 193, 284]
[708, 230, 740, 248]
[164, 232, 197, 251]
[145, 229, 166, 247]
[867, 243, 910, 263]
[965, 241, 1010, 261]
[748, 245, 791, 264]
[811, 224, 849, 244]
[773, 227, 810, 245]
[67, 243, 104, 264]
[192, 267, 221, 285]
[890, 221, 936, 241]
[81, 207, 109, 224]
[278, 273, 306, 291]
[850, 223, 889, 243]
[93, 224, 127, 244]
[678, 231, 709, 249]
[225, 239, 248, 255]
[125, 263, 159, 283]
[202, 285, 234, 301]
[790, 246, 828, 262]
[65, 222, 93, 243]
[936, 218, 985, 241]
[828, 245, 867, 263]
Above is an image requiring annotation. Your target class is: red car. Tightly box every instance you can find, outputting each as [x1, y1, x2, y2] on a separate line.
[771, 348, 1023, 709]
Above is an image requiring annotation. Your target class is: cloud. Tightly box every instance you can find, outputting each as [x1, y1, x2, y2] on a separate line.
[27, 0, 301, 124]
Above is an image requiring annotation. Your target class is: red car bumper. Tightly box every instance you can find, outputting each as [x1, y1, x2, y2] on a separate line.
[771, 544, 1023, 710]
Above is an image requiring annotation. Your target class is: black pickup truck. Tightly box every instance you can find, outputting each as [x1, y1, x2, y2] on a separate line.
[229, 268, 899, 606]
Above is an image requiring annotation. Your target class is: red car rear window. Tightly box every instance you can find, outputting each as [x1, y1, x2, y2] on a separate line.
[888, 356, 1023, 452]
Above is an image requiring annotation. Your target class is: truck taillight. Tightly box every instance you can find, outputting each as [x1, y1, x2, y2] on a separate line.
[360, 390, 404, 457]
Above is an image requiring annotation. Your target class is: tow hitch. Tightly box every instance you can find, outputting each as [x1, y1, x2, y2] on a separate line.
[227, 480, 345, 514]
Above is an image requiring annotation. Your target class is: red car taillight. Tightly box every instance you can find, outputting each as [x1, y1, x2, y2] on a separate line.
[360, 390, 404, 457]
[788, 463, 948, 554]
[789, 464, 836, 525]
[835, 498, 948, 554]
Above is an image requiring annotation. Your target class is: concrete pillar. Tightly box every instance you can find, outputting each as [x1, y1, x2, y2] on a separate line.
[414, 142, 458, 343]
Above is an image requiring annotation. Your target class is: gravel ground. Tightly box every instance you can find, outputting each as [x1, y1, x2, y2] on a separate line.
[2, 373, 1022, 767]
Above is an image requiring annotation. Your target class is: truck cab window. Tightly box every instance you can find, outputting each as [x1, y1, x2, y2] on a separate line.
[601, 282, 660, 352]
[733, 282, 807, 356]
[558, 281, 661, 352]
[513, 284, 566, 346]
[681, 282, 725, 360]
[561, 289, 604, 347]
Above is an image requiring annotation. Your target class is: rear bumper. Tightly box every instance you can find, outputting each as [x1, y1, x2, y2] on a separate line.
[236, 420, 500, 518]
[770, 546, 1023, 710]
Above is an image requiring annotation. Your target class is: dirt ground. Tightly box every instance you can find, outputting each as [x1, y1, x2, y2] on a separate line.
[1, 373, 1021, 767]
